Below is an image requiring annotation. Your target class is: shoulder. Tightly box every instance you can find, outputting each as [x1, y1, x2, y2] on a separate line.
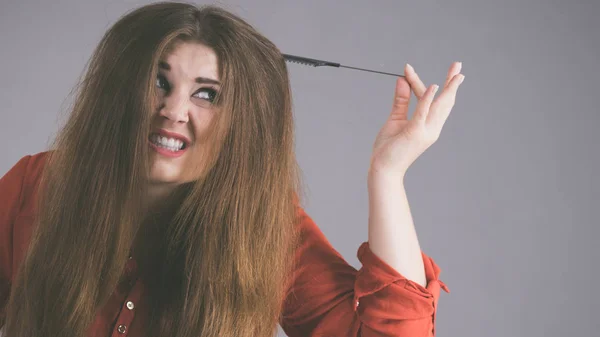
[1, 151, 51, 216]
[22, 151, 51, 214]
[292, 200, 346, 262]
[2, 151, 49, 179]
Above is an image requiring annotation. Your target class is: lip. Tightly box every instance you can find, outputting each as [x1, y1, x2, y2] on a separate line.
[148, 140, 188, 158]
[150, 129, 192, 145]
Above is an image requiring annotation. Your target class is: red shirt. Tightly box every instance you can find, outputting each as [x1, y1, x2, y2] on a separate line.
[0, 151, 449, 336]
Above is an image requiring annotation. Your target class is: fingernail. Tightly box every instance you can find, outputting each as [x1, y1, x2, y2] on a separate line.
[459, 74, 465, 83]
[433, 85, 439, 93]
[406, 63, 414, 72]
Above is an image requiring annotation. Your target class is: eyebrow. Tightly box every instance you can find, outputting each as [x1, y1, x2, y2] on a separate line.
[158, 61, 221, 86]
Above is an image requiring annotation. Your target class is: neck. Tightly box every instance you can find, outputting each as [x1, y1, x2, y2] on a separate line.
[142, 180, 180, 216]
[131, 181, 182, 264]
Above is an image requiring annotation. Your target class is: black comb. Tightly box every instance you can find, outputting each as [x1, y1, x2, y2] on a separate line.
[282, 54, 405, 78]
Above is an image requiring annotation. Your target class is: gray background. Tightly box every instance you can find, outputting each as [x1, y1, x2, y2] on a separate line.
[1, 0, 598, 336]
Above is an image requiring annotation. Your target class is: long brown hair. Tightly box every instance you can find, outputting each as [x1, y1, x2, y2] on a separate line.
[4, 2, 304, 336]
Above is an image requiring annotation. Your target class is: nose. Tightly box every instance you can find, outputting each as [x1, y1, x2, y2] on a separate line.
[158, 92, 189, 124]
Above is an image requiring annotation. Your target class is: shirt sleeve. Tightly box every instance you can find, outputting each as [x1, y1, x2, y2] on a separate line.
[280, 204, 449, 337]
[0, 155, 31, 328]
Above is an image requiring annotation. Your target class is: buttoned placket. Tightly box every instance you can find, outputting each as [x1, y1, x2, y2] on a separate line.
[111, 257, 144, 337]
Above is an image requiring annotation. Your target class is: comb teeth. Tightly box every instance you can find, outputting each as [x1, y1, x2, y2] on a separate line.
[282, 54, 340, 68]
[282, 53, 405, 77]
[286, 59, 317, 67]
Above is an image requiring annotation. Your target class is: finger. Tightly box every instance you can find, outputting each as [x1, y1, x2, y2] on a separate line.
[404, 63, 427, 99]
[427, 73, 465, 126]
[412, 84, 439, 123]
[444, 62, 462, 88]
[389, 76, 411, 121]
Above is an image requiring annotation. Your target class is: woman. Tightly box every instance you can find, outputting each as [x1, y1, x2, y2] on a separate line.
[0, 2, 462, 337]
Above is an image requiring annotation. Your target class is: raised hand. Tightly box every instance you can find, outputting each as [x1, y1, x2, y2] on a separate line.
[369, 62, 465, 177]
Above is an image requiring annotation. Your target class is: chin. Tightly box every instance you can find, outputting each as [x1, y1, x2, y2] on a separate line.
[148, 163, 183, 184]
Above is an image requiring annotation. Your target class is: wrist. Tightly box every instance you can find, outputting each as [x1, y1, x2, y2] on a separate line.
[368, 162, 406, 184]
[368, 168, 406, 192]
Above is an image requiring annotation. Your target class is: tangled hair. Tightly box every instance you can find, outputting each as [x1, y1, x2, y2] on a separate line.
[4, 2, 303, 336]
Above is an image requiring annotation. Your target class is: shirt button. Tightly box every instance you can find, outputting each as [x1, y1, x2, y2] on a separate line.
[126, 301, 135, 310]
[356, 300, 360, 307]
[117, 324, 127, 333]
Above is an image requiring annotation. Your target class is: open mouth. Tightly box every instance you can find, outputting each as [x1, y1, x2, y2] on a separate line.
[148, 133, 188, 152]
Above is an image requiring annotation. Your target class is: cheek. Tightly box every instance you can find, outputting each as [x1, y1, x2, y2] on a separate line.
[182, 122, 212, 170]
[190, 110, 218, 142]
[187, 118, 225, 175]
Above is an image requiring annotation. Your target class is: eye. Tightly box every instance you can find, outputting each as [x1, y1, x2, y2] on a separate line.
[192, 87, 217, 102]
[156, 74, 170, 91]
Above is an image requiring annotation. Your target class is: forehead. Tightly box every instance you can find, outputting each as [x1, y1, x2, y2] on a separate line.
[161, 42, 219, 81]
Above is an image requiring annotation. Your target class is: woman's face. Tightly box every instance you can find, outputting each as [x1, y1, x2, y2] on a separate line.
[147, 42, 221, 188]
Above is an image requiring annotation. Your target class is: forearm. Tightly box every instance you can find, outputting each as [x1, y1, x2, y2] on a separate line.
[367, 170, 427, 287]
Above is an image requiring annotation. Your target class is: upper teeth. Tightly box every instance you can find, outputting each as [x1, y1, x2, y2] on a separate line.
[151, 134, 185, 149]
